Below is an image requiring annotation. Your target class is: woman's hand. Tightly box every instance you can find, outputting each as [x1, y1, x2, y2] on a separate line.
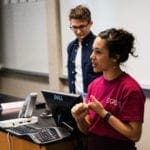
[71, 102, 91, 133]
[71, 102, 89, 122]
[88, 95, 107, 118]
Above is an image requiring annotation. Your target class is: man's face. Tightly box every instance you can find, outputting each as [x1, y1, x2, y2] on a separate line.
[70, 19, 92, 41]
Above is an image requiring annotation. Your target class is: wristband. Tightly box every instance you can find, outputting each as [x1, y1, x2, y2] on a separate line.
[103, 112, 112, 122]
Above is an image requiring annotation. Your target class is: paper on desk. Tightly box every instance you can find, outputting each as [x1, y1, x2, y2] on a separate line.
[0, 101, 24, 115]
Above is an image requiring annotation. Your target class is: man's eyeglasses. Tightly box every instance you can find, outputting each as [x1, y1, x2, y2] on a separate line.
[70, 23, 89, 31]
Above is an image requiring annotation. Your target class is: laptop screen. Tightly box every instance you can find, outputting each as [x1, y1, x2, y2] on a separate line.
[41, 90, 82, 130]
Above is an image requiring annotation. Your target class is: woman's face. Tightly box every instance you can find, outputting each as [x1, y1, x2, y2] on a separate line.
[90, 36, 116, 73]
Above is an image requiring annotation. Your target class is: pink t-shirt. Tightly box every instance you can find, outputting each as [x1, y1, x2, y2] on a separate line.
[86, 72, 145, 140]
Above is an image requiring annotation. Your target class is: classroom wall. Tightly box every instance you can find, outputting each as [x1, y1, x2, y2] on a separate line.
[0, 1, 3, 66]
[0, 0, 150, 149]
[0, 71, 50, 102]
[0, 0, 68, 100]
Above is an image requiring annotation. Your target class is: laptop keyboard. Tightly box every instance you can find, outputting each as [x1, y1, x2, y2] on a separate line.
[7, 125, 40, 136]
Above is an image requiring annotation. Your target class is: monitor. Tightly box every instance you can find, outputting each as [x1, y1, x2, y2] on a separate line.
[41, 89, 82, 131]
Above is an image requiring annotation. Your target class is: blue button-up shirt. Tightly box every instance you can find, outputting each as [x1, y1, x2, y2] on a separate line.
[67, 32, 101, 94]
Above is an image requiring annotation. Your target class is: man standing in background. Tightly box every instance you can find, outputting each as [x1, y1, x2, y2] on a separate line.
[67, 5, 101, 98]
[67, 5, 102, 150]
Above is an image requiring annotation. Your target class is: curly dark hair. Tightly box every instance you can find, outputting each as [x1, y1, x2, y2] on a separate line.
[98, 28, 137, 63]
[69, 5, 91, 22]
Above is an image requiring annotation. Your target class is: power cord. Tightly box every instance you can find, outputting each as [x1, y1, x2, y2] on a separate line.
[7, 132, 12, 150]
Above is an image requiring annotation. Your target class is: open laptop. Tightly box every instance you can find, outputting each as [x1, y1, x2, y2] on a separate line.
[41, 89, 82, 131]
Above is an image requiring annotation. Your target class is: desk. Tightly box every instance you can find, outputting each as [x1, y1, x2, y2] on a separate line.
[0, 108, 76, 150]
[0, 130, 75, 150]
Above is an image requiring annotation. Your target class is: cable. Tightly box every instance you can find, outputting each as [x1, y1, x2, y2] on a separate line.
[7, 132, 12, 150]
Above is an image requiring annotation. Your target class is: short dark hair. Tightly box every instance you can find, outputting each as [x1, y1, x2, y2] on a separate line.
[98, 28, 137, 63]
[69, 5, 91, 22]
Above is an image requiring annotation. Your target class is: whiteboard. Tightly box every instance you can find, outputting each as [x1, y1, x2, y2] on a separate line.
[1, 0, 49, 74]
[60, 0, 150, 89]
